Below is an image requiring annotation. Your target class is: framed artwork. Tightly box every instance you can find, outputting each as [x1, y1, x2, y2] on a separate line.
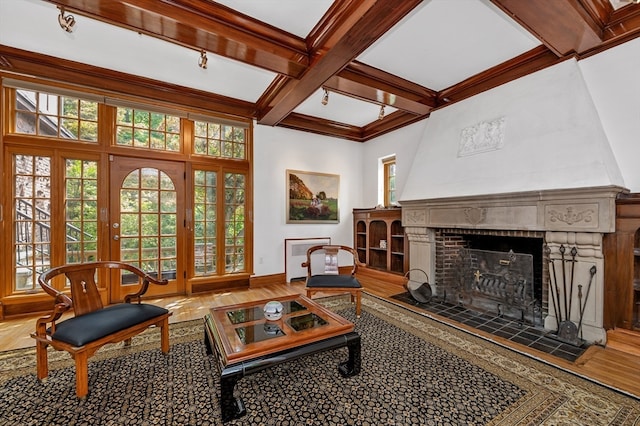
[287, 170, 339, 223]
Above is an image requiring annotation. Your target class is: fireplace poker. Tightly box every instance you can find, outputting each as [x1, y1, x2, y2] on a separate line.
[577, 284, 583, 338]
[547, 247, 562, 331]
[577, 265, 597, 340]
[560, 245, 568, 322]
[568, 246, 577, 320]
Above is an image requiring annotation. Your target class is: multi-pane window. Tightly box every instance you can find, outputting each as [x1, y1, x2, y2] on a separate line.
[225, 173, 246, 273]
[116, 107, 181, 152]
[5, 81, 252, 303]
[193, 170, 217, 276]
[14, 154, 52, 292]
[14, 89, 98, 142]
[193, 170, 246, 275]
[194, 120, 246, 159]
[383, 157, 396, 206]
[65, 159, 99, 264]
[120, 168, 177, 279]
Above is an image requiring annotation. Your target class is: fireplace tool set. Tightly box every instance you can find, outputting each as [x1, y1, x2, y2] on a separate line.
[547, 244, 597, 346]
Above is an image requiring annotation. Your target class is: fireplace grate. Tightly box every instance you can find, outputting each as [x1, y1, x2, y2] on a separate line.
[441, 248, 541, 326]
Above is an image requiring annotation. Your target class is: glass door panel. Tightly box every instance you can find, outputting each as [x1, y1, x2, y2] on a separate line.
[110, 156, 184, 302]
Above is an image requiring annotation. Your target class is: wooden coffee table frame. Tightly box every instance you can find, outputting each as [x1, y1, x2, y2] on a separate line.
[203, 295, 361, 422]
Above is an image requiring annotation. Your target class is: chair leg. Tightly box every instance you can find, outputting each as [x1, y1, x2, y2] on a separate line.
[160, 317, 170, 353]
[355, 291, 362, 318]
[74, 351, 89, 398]
[35, 340, 49, 382]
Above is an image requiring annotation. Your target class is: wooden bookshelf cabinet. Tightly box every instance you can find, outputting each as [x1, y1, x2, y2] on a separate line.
[603, 194, 640, 332]
[353, 208, 408, 278]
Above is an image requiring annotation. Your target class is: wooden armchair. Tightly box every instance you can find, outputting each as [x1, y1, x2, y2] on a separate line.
[302, 245, 364, 318]
[31, 261, 172, 398]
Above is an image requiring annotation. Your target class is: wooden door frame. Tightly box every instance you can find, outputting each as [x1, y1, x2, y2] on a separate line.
[109, 155, 186, 302]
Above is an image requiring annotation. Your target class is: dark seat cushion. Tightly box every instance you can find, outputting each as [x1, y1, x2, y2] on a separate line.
[306, 275, 362, 289]
[51, 303, 169, 347]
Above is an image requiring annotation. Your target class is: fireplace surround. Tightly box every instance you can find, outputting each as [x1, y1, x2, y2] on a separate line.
[400, 185, 625, 344]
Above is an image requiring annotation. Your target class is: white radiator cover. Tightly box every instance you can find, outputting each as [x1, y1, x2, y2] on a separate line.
[285, 237, 330, 283]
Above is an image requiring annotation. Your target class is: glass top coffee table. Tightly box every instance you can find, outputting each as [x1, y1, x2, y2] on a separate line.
[203, 294, 361, 422]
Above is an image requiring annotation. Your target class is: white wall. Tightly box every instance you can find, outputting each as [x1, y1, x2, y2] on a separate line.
[252, 125, 363, 276]
[359, 121, 426, 208]
[579, 37, 640, 192]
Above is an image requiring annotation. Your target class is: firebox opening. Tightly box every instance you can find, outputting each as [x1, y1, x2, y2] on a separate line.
[464, 234, 544, 308]
[436, 229, 545, 326]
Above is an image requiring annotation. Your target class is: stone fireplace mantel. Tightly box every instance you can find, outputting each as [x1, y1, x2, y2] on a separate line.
[400, 186, 624, 233]
[399, 185, 627, 345]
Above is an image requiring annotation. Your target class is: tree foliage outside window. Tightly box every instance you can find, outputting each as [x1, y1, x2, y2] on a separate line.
[120, 168, 177, 276]
[225, 173, 245, 273]
[116, 107, 180, 152]
[65, 159, 99, 264]
[194, 120, 246, 159]
[193, 170, 217, 275]
[383, 157, 396, 206]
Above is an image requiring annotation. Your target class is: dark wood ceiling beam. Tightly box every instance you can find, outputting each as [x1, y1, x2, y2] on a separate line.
[0, 45, 256, 118]
[278, 113, 364, 142]
[323, 75, 432, 116]
[595, 5, 640, 52]
[491, 0, 604, 56]
[257, 0, 422, 126]
[45, 0, 308, 77]
[439, 46, 563, 106]
[277, 110, 428, 143]
[322, 61, 437, 116]
[361, 110, 428, 142]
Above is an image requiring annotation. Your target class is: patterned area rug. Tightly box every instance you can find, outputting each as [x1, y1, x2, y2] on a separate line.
[0, 294, 638, 425]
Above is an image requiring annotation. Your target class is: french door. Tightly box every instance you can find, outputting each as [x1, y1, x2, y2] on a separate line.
[109, 156, 185, 302]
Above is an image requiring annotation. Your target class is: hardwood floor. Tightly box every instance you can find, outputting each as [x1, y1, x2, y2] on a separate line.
[1, 277, 639, 400]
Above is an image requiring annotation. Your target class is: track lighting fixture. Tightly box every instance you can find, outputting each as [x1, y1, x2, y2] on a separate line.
[198, 50, 208, 69]
[321, 89, 329, 106]
[378, 105, 385, 120]
[58, 7, 76, 33]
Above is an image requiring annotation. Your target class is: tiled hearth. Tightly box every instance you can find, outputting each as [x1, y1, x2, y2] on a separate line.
[391, 292, 587, 362]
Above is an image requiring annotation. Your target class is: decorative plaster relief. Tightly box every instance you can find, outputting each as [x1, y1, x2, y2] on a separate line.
[403, 208, 427, 226]
[464, 207, 487, 225]
[429, 205, 537, 230]
[458, 116, 506, 157]
[545, 204, 598, 228]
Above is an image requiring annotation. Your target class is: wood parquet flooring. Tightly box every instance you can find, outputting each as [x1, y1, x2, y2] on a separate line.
[1, 276, 638, 400]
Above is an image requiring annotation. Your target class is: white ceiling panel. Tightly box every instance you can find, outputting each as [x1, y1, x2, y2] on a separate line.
[0, 0, 276, 103]
[295, 89, 398, 128]
[357, 0, 540, 91]
[212, 0, 333, 38]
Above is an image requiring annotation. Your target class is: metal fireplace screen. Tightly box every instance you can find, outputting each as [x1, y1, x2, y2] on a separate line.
[448, 248, 537, 324]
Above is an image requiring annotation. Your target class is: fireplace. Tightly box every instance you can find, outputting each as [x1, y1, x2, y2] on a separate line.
[435, 229, 544, 326]
[400, 186, 623, 345]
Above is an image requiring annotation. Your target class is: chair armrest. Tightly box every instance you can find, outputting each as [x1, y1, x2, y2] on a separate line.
[124, 273, 169, 303]
[34, 299, 72, 337]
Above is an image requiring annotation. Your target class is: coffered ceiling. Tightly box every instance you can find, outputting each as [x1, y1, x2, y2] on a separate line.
[1, 0, 640, 141]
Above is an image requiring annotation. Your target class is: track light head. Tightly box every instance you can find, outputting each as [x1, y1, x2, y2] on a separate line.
[198, 50, 208, 69]
[378, 105, 385, 120]
[321, 89, 329, 106]
[58, 7, 76, 33]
